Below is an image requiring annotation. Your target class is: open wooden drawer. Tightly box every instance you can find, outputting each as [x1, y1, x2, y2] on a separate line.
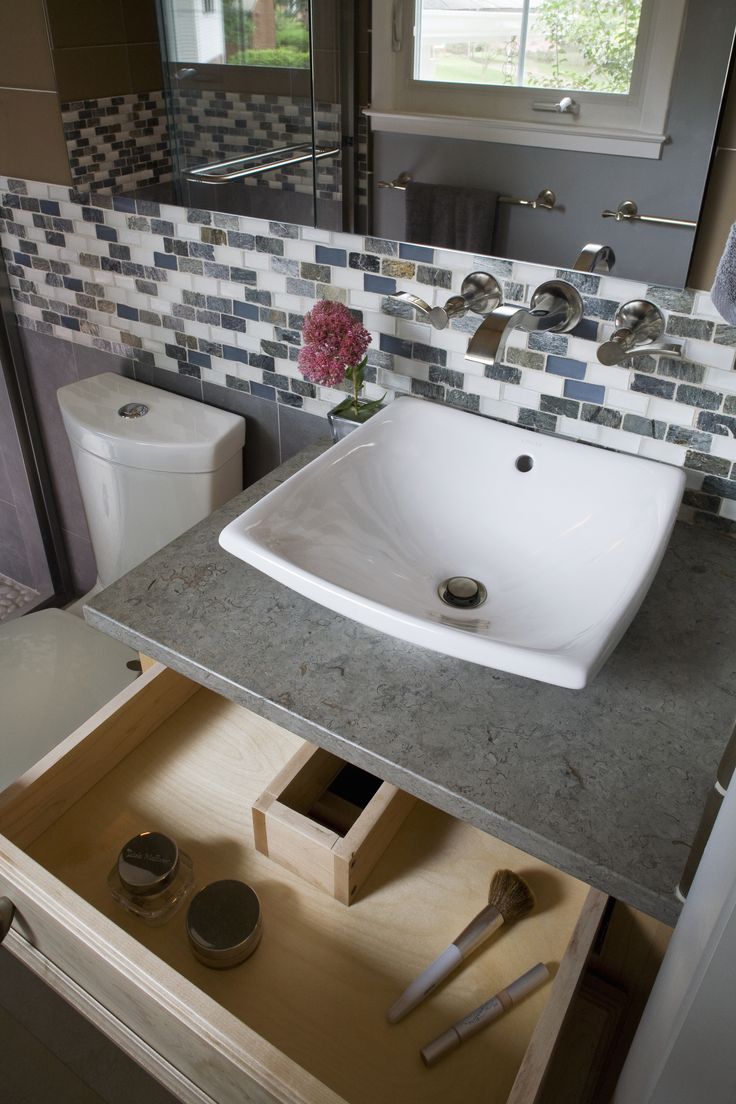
[0, 664, 608, 1104]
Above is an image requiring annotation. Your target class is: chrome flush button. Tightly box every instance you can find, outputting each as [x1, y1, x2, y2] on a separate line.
[118, 402, 149, 419]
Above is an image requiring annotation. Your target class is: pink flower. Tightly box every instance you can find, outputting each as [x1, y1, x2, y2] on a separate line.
[298, 300, 371, 387]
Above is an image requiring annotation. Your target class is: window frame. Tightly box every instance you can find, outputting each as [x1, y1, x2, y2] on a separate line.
[367, 0, 688, 158]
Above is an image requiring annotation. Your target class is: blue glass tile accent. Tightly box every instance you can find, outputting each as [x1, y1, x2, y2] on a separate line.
[546, 355, 587, 380]
[96, 224, 118, 242]
[399, 242, 434, 262]
[222, 344, 248, 363]
[233, 300, 259, 321]
[153, 251, 177, 270]
[315, 245, 347, 267]
[563, 379, 605, 404]
[251, 382, 276, 400]
[39, 200, 60, 216]
[571, 318, 599, 340]
[364, 273, 396, 295]
[60, 316, 80, 331]
[380, 333, 413, 358]
[188, 350, 212, 370]
[117, 304, 139, 322]
[112, 195, 136, 213]
[63, 277, 83, 292]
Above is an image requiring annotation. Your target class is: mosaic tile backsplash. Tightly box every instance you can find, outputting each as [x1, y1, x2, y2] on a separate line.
[2, 173, 736, 537]
[61, 93, 173, 192]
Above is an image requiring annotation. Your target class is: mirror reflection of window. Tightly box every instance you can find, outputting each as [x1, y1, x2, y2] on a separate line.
[165, 0, 310, 68]
[414, 0, 645, 94]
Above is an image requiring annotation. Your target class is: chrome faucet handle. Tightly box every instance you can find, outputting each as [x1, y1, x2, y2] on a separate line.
[573, 243, 615, 274]
[390, 292, 456, 330]
[596, 300, 681, 365]
[390, 272, 502, 331]
[452, 272, 503, 318]
[598, 339, 682, 366]
[390, 291, 434, 315]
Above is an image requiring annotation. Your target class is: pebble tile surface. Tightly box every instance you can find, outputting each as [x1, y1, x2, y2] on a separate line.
[86, 442, 736, 926]
[0, 575, 39, 622]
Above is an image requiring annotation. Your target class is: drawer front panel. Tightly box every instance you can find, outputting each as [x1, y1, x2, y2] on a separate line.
[0, 842, 342, 1104]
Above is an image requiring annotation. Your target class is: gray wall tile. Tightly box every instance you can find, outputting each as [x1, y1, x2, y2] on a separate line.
[278, 405, 330, 463]
[202, 381, 278, 486]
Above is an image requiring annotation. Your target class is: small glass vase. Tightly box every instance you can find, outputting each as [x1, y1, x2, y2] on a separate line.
[327, 396, 384, 443]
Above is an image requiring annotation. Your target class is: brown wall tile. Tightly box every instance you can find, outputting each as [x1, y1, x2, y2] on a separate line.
[45, 0, 125, 49]
[122, 0, 161, 45]
[0, 89, 71, 185]
[53, 45, 132, 101]
[688, 149, 736, 290]
[127, 43, 163, 93]
[0, 0, 56, 91]
[311, 51, 338, 103]
[170, 62, 294, 97]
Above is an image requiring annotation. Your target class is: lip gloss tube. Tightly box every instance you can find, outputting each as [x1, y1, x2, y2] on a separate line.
[420, 962, 551, 1067]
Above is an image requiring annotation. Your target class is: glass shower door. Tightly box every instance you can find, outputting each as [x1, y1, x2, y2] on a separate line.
[158, 0, 338, 226]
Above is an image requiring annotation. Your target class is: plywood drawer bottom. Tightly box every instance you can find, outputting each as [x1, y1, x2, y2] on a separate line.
[0, 664, 608, 1104]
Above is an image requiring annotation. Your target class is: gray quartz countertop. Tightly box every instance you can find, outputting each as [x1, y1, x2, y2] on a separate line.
[86, 440, 736, 926]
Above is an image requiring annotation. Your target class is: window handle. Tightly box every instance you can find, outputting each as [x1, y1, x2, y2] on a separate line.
[392, 0, 403, 51]
[532, 97, 580, 115]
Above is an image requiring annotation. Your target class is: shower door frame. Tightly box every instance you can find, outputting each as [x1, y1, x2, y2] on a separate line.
[0, 255, 74, 609]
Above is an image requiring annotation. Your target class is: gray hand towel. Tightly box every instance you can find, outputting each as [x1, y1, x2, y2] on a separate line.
[711, 222, 736, 324]
[405, 182, 497, 254]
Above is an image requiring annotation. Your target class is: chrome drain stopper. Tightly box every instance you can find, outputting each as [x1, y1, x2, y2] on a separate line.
[438, 576, 487, 609]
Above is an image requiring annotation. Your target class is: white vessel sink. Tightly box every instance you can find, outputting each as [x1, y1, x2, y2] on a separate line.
[219, 399, 685, 689]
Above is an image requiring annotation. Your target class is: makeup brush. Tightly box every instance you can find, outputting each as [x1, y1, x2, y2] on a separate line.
[386, 869, 535, 1024]
[421, 962, 550, 1067]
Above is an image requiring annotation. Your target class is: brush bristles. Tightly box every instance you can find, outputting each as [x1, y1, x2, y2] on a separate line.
[487, 869, 535, 924]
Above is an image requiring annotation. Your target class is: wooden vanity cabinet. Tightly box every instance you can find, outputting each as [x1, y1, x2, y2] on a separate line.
[0, 663, 609, 1104]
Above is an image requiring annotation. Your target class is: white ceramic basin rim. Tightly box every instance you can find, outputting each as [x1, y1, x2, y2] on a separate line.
[219, 398, 685, 688]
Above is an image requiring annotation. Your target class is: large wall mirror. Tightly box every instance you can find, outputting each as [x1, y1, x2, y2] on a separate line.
[47, 0, 735, 286]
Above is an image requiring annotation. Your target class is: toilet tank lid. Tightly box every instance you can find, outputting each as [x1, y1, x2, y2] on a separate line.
[57, 374, 245, 473]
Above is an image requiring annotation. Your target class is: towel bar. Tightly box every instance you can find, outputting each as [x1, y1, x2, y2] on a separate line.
[377, 175, 557, 211]
[187, 144, 339, 184]
[602, 199, 696, 230]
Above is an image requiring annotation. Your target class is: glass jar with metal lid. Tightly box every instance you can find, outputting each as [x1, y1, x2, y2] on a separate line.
[186, 880, 262, 968]
[107, 830, 194, 924]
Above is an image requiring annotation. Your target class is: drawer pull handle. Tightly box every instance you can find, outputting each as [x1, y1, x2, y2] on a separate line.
[0, 897, 15, 943]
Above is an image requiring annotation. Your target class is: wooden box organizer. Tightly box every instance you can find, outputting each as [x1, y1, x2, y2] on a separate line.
[0, 663, 614, 1104]
[252, 743, 416, 904]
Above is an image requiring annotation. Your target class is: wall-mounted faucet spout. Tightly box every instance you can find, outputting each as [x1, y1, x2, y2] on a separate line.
[466, 280, 584, 369]
[574, 243, 615, 274]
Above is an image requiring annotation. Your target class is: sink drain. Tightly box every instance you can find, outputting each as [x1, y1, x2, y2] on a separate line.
[438, 576, 487, 609]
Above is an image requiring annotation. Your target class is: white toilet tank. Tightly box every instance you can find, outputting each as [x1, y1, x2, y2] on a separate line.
[57, 373, 245, 587]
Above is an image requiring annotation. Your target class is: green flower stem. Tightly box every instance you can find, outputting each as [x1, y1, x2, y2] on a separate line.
[346, 356, 367, 416]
